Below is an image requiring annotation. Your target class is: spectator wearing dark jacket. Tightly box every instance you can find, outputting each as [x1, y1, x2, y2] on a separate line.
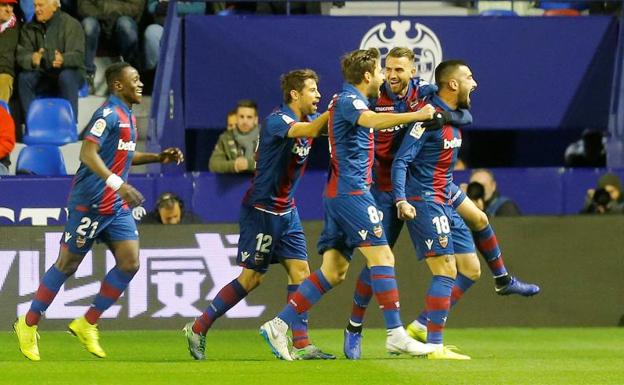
[0, 0, 19, 102]
[78, 0, 144, 89]
[470, 168, 522, 217]
[17, 0, 85, 119]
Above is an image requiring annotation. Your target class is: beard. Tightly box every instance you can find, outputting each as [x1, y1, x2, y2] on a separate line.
[458, 88, 471, 109]
[389, 78, 408, 95]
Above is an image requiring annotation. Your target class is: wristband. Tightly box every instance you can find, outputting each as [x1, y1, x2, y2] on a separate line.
[105, 174, 124, 191]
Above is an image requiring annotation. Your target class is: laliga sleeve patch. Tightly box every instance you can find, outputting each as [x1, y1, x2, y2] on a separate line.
[409, 123, 425, 139]
[281, 114, 295, 125]
[352, 99, 368, 111]
[90, 118, 107, 137]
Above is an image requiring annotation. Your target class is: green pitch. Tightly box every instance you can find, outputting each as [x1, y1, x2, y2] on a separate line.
[1, 328, 622, 385]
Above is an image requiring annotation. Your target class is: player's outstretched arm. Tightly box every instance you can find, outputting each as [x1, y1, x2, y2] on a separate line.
[79, 140, 144, 207]
[422, 109, 473, 131]
[132, 148, 184, 165]
[287, 111, 329, 138]
[357, 104, 435, 130]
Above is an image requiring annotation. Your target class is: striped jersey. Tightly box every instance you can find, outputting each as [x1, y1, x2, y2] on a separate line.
[243, 104, 316, 213]
[371, 78, 437, 192]
[392, 95, 463, 205]
[67, 95, 137, 215]
[324, 83, 373, 198]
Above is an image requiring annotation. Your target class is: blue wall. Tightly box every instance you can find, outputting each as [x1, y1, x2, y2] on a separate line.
[183, 16, 617, 131]
[1, 168, 621, 225]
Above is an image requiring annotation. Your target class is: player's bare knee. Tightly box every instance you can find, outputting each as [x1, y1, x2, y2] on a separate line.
[427, 255, 457, 278]
[117, 259, 140, 275]
[461, 265, 481, 281]
[325, 268, 347, 285]
[288, 264, 310, 284]
[55, 252, 83, 275]
[455, 253, 480, 280]
[439, 264, 458, 278]
[55, 259, 80, 276]
[237, 269, 264, 291]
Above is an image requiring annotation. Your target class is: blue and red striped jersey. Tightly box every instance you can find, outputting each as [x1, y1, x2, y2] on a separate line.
[371, 78, 437, 192]
[67, 95, 137, 215]
[243, 104, 317, 213]
[324, 83, 373, 198]
[392, 95, 463, 205]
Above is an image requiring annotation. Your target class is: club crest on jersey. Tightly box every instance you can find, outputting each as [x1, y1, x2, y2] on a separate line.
[117, 139, 136, 151]
[409, 123, 425, 139]
[425, 239, 434, 250]
[360, 20, 442, 83]
[254, 252, 265, 265]
[240, 251, 250, 262]
[76, 236, 86, 248]
[358, 229, 368, 240]
[438, 235, 448, 248]
[373, 225, 383, 238]
[90, 118, 106, 137]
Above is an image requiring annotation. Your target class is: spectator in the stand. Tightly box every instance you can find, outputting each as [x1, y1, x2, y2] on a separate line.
[0, 0, 19, 103]
[470, 168, 521, 217]
[144, 0, 205, 85]
[581, 173, 624, 214]
[77, 0, 144, 93]
[564, 129, 606, 167]
[17, 0, 85, 119]
[226, 108, 236, 131]
[0, 102, 15, 174]
[141, 192, 203, 224]
[208, 99, 259, 174]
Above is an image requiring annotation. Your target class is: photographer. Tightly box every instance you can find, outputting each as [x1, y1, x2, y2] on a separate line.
[465, 181, 486, 211]
[581, 173, 624, 214]
[141, 192, 203, 224]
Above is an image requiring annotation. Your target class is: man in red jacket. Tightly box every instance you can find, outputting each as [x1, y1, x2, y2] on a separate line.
[0, 104, 15, 174]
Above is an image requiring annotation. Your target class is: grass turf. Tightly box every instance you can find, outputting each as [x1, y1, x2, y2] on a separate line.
[1, 327, 623, 385]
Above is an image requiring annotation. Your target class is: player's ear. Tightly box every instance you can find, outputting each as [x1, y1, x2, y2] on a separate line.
[289, 89, 299, 102]
[448, 78, 459, 91]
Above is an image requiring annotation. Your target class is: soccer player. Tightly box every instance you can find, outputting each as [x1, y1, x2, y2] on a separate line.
[259, 48, 438, 361]
[343, 48, 540, 359]
[392, 60, 480, 359]
[13, 62, 184, 361]
[183, 69, 334, 360]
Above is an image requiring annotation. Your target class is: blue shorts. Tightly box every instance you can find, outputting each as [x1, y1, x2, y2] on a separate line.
[237, 205, 307, 273]
[317, 192, 388, 261]
[404, 200, 475, 260]
[61, 209, 138, 255]
[371, 188, 404, 248]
